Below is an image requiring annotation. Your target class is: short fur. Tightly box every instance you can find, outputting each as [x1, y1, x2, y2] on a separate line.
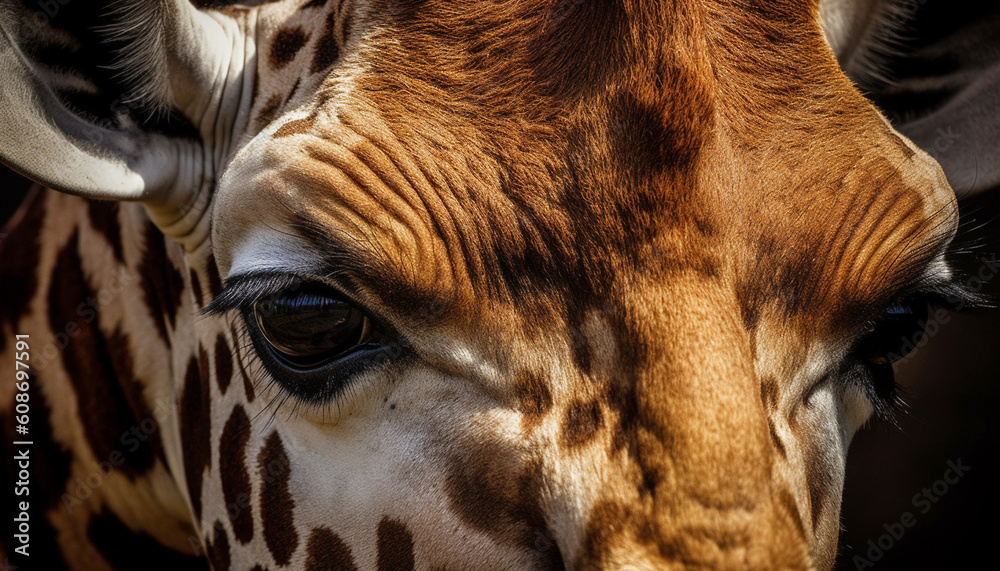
[0, 0, 973, 569]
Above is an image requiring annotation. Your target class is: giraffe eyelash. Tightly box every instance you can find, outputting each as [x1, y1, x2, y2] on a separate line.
[915, 202, 997, 311]
[858, 196, 996, 322]
[230, 317, 300, 426]
[203, 271, 311, 317]
[848, 248, 989, 428]
[229, 312, 384, 427]
[210, 273, 405, 424]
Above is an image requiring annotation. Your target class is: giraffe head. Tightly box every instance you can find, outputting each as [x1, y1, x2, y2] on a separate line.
[0, 0, 976, 568]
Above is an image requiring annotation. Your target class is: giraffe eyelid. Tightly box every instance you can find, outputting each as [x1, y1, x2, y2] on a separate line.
[227, 277, 408, 407]
[203, 270, 378, 319]
[203, 271, 312, 316]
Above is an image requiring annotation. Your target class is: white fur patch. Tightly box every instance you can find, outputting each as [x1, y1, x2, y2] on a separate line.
[227, 229, 325, 277]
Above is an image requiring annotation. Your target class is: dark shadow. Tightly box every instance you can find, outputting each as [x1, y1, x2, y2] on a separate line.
[1, 164, 33, 228]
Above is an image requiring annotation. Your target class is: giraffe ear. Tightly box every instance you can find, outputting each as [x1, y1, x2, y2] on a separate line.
[824, 0, 1000, 198]
[0, 0, 244, 210]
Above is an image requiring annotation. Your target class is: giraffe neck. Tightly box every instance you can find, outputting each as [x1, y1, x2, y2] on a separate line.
[1, 189, 207, 569]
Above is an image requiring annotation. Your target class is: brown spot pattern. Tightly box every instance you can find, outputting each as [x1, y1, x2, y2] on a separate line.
[561, 400, 603, 448]
[446, 447, 563, 567]
[219, 405, 253, 544]
[189, 268, 204, 306]
[205, 521, 232, 571]
[230, 322, 257, 402]
[274, 117, 313, 138]
[578, 501, 654, 568]
[270, 26, 309, 70]
[180, 351, 212, 519]
[513, 371, 552, 430]
[47, 232, 156, 478]
[107, 326, 165, 461]
[243, 370, 257, 402]
[256, 93, 284, 128]
[258, 431, 299, 565]
[0, 187, 44, 355]
[311, 9, 341, 73]
[376, 518, 414, 571]
[214, 333, 233, 395]
[138, 222, 184, 344]
[306, 526, 357, 571]
[206, 254, 224, 298]
[86, 199, 124, 264]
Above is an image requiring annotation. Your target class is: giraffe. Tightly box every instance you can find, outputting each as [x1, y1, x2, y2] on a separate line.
[0, 0, 988, 569]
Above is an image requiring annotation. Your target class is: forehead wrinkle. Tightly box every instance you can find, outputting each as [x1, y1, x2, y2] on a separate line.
[821, 171, 904, 286]
[824, 169, 926, 295]
[325, 107, 501, 294]
[290, 141, 454, 291]
[269, 133, 586, 329]
[290, 209, 456, 323]
[738, 151, 953, 332]
[839, 194, 925, 298]
[298, 138, 436, 247]
[329, 99, 596, 309]
[361, 131, 491, 297]
[336, 124, 447, 227]
[838, 179, 956, 319]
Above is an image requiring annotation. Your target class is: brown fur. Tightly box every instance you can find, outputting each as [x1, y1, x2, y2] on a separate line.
[0, 0, 961, 568]
[306, 526, 358, 570]
[227, 0, 954, 566]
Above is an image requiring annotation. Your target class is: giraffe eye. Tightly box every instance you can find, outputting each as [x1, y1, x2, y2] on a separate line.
[224, 279, 403, 403]
[852, 300, 929, 400]
[857, 301, 929, 365]
[252, 288, 376, 369]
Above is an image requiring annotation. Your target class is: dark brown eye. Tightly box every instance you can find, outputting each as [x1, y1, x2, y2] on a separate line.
[857, 302, 929, 366]
[253, 290, 372, 369]
[854, 301, 929, 400]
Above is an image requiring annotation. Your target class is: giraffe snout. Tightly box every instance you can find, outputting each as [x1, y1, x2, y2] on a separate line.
[550, 279, 814, 569]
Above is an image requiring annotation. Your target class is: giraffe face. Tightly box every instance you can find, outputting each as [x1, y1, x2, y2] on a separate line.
[196, 1, 960, 567]
[0, 0, 968, 568]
